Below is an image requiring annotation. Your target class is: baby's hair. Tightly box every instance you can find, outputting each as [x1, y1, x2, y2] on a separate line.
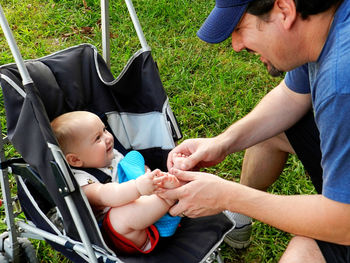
[51, 111, 94, 154]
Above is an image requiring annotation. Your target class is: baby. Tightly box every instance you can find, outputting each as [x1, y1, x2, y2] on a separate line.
[51, 111, 180, 254]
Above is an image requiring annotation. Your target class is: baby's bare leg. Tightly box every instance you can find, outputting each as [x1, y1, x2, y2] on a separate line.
[108, 195, 173, 247]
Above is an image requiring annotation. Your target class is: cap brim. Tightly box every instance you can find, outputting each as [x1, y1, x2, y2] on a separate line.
[197, 4, 247, 44]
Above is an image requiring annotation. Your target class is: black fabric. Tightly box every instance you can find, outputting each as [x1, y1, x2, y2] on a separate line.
[285, 111, 323, 194]
[316, 240, 350, 263]
[15, 166, 54, 216]
[112, 52, 167, 114]
[118, 214, 233, 263]
[139, 148, 170, 171]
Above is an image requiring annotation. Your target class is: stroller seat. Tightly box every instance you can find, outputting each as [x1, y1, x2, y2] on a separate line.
[0, 43, 234, 262]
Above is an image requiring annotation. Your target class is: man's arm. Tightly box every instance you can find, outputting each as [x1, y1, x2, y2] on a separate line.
[163, 169, 350, 245]
[216, 79, 311, 155]
[168, 80, 311, 170]
[225, 179, 350, 245]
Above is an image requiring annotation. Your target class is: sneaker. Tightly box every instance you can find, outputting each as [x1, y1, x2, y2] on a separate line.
[224, 223, 252, 249]
[223, 211, 252, 249]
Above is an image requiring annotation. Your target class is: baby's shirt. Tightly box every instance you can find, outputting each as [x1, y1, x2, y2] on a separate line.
[71, 149, 124, 221]
[72, 149, 124, 187]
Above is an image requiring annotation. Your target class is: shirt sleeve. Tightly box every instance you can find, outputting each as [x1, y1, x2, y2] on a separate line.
[284, 64, 311, 94]
[72, 169, 99, 187]
[316, 94, 350, 204]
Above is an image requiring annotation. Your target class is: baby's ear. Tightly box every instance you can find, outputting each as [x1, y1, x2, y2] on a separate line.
[66, 153, 83, 167]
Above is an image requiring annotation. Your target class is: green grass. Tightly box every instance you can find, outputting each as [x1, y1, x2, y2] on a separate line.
[0, 0, 316, 262]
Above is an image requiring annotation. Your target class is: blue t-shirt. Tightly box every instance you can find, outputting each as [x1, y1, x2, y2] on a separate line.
[285, 0, 350, 204]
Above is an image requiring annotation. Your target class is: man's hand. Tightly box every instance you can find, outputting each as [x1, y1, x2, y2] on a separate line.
[167, 138, 227, 171]
[157, 168, 230, 217]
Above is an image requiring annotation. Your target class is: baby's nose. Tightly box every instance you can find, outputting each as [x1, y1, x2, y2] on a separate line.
[105, 131, 114, 143]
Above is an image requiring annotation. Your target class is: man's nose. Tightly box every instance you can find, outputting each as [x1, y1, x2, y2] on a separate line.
[231, 32, 245, 52]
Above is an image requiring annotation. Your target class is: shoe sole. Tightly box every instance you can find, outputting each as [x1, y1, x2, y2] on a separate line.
[224, 224, 252, 249]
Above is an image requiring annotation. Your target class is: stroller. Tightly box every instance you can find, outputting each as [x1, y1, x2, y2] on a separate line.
[0, 1, 235, 262]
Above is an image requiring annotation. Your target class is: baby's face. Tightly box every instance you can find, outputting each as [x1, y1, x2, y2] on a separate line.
[73, 114, 115, 168]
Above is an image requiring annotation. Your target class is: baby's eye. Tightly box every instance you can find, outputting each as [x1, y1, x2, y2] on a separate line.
[95, 135, 101, 141]
[103, 127, 108, 133]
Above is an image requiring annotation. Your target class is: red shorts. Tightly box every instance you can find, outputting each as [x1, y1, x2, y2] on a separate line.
[102, 210, 160, 254]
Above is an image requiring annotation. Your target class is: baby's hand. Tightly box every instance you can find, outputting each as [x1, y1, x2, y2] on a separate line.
[135, 169, 157, 195]
[172, 153, 189, 170]
[153, 172, 181, 189]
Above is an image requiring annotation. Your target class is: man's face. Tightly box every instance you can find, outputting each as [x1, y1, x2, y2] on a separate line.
[231, 12, 287, 77]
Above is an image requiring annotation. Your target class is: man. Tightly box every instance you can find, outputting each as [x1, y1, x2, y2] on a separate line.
[161, 0, 350, 261]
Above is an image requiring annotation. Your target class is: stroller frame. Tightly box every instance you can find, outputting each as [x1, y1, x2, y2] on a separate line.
[0, 1, 234, 262]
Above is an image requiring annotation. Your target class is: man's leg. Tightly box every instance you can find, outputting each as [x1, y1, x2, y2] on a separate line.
[225, 133, 295, 248]
[280, 236, 326, 263]
[281, 236, 350, 263]
[240, 132, 295, 191]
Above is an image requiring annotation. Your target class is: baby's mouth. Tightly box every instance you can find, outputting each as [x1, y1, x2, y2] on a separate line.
[106, 145, 113, 153]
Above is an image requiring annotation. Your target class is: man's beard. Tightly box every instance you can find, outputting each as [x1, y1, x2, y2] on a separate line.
[266, 62, 284, 77]
[246, 49, 284, 77]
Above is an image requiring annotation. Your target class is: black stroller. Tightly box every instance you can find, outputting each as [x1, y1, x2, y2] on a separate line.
[0, 1, 234, 262]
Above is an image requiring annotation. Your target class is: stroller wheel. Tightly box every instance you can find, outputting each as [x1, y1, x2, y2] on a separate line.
[18, 238, 39, 263]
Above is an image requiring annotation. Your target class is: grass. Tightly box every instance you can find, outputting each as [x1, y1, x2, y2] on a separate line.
[0, 0, 316, 262]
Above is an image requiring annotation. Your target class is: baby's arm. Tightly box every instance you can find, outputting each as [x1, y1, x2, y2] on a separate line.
[82, 170, 157, 208]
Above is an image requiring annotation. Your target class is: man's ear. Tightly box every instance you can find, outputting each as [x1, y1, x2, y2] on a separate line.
[275, 0, 297, 30]
[66, 153, 83, 167]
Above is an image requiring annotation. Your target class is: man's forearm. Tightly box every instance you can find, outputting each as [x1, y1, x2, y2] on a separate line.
[221, 180, 350, 245]
[216, 80, 311, 155]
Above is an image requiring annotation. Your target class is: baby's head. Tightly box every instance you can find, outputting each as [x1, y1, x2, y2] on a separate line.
[51, 111, 114, 168]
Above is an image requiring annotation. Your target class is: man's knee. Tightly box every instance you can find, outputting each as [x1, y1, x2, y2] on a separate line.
[280, 236, 326, 263]
[245, 133, 294, 156]
[240, 133, 294, 190]
[265, 132, 295, 154]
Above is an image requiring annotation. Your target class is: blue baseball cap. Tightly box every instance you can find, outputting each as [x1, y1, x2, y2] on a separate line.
[197, 0, 255, 44]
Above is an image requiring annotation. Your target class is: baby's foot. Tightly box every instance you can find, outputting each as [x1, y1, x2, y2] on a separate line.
[172, 153, 189, 170]
[154, 173, 181, 189]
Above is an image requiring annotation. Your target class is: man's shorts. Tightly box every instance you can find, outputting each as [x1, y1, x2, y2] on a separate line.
[285, 111, 323, 194]
[285, 111, 350, 262]
[102, 210, 160, 254]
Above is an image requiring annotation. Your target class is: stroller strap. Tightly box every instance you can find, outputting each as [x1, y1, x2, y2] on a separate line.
[74, 167, 111, 184]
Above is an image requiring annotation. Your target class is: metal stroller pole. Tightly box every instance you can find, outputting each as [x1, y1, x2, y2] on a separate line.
[101, 0, 151, 68]
[0, 137, 21, 261]
[101, 0, 111, 68]
[125, 0, 151, 51]
[0, 4, 32, 86]
[100, 0, 158, 76]
[0, 6, 27, 262]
